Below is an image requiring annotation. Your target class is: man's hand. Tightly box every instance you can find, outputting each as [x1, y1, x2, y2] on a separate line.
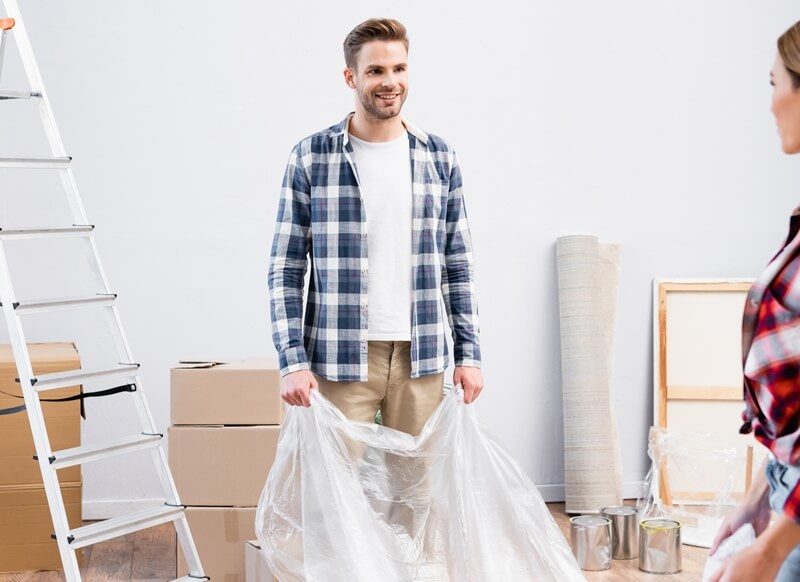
[454, 366, 484, 404]
[280, 370, 317, 407]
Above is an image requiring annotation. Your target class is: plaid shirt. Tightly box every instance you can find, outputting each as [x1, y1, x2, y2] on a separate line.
[268, 112, 481, 382]
[742, 207, 800, 520]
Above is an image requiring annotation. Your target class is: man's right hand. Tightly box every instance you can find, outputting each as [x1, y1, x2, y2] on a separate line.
[710, 489, 771, 555]
[280, 369, 317, 407]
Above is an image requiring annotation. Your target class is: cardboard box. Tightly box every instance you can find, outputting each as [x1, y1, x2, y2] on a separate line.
[0, 343, 82, 487]
[176, 506, 255, 582]
[245, 540, 278, 582]
[171, 359, 283, 425]
[0, 482, 83, 573]
[168, 425, 280, 506]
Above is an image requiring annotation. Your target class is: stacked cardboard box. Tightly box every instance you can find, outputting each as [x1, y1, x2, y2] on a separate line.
[245, 539, 274, 582]
[0, 342, 83, 573]
[169, 359, 282, 582]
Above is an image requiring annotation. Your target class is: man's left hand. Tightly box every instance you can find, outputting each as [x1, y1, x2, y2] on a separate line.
[453, 366, 484, 404]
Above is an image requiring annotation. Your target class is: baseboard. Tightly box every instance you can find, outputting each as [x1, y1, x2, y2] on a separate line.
[83, 481, 646, 519]
[538, 481, 646, 504]
[83, 497, 166, 520]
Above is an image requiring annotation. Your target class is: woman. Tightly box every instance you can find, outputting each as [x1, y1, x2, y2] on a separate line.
[709, 21, 800, 582]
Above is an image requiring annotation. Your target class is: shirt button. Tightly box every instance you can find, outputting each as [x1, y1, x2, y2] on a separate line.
[361, 304, 367, 309]
[361, 233, 367, 238]
[750, 299, 758, 307]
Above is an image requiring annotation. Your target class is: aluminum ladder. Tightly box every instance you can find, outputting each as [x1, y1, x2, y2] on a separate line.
[0, 2, 207, 580]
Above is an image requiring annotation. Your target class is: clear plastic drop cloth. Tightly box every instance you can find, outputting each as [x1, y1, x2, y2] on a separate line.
[637, 427, 745, 548]
[255, 387, 586, 582]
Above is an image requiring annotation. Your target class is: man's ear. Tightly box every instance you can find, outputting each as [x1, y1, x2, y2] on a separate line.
[343, 68, 354, 89]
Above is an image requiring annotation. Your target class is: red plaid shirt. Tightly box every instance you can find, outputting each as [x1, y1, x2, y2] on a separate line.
[743, 214, 800, 521]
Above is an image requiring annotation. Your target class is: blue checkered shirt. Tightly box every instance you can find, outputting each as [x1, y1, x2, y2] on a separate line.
[268, 112, 481, 381]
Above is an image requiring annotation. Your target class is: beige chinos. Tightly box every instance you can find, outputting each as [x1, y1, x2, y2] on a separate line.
[315, 340, 444, 436]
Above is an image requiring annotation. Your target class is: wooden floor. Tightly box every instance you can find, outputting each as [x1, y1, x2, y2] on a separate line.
[0, 522, 176, 582]
[1, 503, 707, 581]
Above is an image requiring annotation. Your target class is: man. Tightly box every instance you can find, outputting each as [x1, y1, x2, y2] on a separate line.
[268, 17, 483, 436]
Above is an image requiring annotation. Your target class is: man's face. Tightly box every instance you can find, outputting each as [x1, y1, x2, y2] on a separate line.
[346, 40, 408, 120]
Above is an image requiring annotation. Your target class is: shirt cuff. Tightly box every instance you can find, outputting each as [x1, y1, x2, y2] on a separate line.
[454, 358, 481, 369]
[279, 347, 310, 377]
[454, 341, 481, 369]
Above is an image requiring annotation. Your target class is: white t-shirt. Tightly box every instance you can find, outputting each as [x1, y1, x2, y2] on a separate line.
[348, 131, 413, 341]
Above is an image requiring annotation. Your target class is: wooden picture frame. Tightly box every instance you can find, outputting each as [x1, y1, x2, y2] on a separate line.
[652, 279, 760, 505]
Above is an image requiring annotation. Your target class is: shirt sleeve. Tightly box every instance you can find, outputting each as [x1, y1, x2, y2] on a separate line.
[441, 150, 481, 368]
[781, 478, 800, 523]
[763, 253, 800, 466]
[268, 145, 312, 377]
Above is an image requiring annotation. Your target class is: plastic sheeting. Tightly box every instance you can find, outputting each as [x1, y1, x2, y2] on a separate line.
[701, 524, 755, 582]
[256, 387, 585, 582]
[638, 427, 744, 548]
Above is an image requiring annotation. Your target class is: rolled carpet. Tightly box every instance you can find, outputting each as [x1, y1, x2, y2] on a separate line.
[555, 234, 623, 513]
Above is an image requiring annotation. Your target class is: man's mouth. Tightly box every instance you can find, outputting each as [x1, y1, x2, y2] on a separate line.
[377, 92, 400, 102]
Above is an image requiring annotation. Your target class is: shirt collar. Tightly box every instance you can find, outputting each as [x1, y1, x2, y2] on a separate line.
[332, 111, 428, 147]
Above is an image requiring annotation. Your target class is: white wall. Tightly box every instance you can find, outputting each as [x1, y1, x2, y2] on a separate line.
[1, 0, 798, 515]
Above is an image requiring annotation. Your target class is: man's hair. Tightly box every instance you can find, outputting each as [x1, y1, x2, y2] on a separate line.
[779, 20, 800, 89]
[343, 18, 409, 71]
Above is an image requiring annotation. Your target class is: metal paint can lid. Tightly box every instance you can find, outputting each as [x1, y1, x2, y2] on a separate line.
[600, 506, 638, 516]
[641, 518, 680, 531]
[570, 516, 611, 527]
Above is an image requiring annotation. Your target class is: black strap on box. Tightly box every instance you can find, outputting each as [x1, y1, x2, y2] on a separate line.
[0, 383, 137, 418]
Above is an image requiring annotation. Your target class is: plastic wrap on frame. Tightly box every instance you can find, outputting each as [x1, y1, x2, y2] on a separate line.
[255, 387, 586, 581]
[638, 427, 745, 547]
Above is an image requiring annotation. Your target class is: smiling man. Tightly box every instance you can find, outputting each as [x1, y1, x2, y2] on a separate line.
[268, 18, 483, 436]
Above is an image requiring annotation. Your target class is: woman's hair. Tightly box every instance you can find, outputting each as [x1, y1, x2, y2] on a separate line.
[343, 18, 408, 71]
[778, 21, 800, 89]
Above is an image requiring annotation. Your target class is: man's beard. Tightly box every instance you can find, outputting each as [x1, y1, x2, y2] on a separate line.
[357, 87, 405, 120]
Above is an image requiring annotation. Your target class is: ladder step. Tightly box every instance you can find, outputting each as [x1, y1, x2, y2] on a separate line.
[64, 503, 185, 549]
[7, 293, 116, 314]
[172, 576, 210, 581]
[0, 225, 94, 239]
[29, 363, 140, 392]
[46, 432, 163, 469]
[0, 89, 39, 99]
[0, 156, 71, 168]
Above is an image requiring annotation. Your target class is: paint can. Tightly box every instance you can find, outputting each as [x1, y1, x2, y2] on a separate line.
[569, 515, 612, 571]
[639, 518, 681, 574]
[600, 506, 639, 559]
